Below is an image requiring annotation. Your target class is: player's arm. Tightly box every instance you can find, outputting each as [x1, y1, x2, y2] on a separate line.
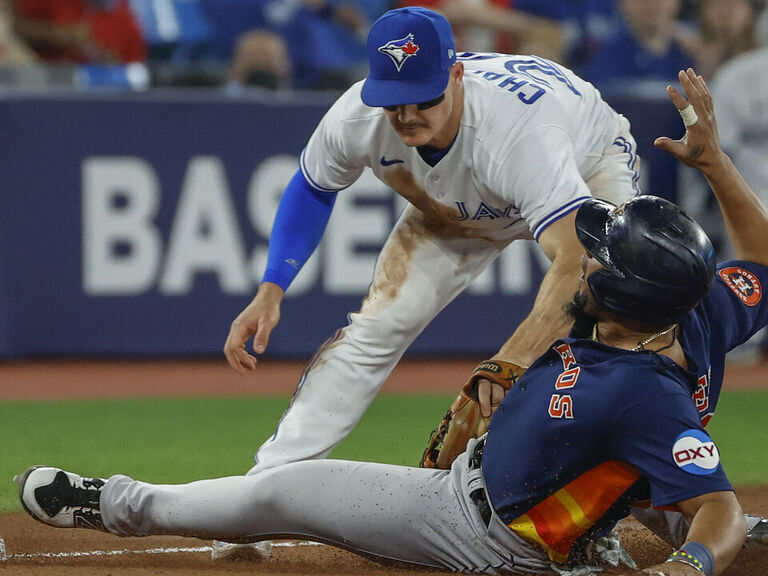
[223, 169, 337, 374]
[492, 210, 583, 366]
[470, 121, 593, 416]
[643, 491, 746, 576]
[421, 209, 584, 465]
[655, 68, 768, 266]
[470, 210, 584, 416]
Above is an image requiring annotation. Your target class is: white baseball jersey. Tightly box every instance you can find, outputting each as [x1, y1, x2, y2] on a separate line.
[251, 54, 639, 474]
[301, 53, 638, 241]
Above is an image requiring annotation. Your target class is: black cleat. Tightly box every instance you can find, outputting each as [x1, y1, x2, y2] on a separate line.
[14, 466, 107, 531]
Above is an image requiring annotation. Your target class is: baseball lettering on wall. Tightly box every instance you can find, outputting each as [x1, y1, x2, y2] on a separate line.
[82, 157, 163, 295]
[81, 155, 543, 298]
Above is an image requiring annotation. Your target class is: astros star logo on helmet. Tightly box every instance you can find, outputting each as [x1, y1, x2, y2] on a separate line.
[378, 34, 420, 71]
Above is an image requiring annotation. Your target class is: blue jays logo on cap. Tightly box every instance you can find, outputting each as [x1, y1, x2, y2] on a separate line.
[378, 33, 420, 72]
[672, 429, 720, 476]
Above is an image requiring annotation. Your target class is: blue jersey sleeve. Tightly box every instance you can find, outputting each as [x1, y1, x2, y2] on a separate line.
[262, 169, 337, 290]
[610, 377, 732, 507]
[700, 260, 768, 352]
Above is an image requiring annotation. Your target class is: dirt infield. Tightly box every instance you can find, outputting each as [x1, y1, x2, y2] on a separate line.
[0, 356, 766, 399]
[2, 500, 767, 575]
[1, 358, 766, 575]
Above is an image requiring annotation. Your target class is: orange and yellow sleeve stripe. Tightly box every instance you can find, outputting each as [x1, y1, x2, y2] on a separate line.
[507, 461, 641, 562]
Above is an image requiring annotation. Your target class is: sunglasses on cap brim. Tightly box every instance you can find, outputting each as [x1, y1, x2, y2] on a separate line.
[382, 92, 445, 112]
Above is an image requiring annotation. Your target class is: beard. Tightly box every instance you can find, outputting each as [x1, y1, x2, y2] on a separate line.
[564, 290, 596, 339]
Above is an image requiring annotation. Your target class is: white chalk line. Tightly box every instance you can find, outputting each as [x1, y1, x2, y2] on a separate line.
[3, 540, 322, 561]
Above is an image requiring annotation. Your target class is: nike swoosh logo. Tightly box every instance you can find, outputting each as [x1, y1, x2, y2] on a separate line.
[380, 156, 404, 166]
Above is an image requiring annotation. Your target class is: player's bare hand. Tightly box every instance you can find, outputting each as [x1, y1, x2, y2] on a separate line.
[223, 283, 284, 374]
[477, 378, 507, 418]
[654, 68, 727, 173]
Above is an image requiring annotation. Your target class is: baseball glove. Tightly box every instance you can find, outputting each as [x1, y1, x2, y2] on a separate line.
[420, 360, 525, 469]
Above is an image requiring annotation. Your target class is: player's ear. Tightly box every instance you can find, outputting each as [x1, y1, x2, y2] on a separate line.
[451, 61, 464, 85]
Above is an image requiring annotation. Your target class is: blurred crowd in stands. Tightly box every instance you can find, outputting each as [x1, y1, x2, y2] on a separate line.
[1, 0, 766, 360]
[0, 0, 766, 92]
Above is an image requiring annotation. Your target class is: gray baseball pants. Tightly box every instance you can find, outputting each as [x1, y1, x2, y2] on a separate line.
[100, 438, 551, 574]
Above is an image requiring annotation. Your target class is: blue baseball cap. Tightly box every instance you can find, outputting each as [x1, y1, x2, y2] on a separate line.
[361, 7, 457, 108]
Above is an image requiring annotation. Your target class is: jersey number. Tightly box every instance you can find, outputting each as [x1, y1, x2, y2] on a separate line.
[693, 375, 709, 412]
[693, 373, 712, 426]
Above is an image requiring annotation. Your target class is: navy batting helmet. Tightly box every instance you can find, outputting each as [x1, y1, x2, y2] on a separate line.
[575, 195, 716, 325]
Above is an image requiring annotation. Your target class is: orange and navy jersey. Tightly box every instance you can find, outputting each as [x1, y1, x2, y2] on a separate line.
[482, 343, 730, 563]
[505, 460, 644, 562]
[481, 260, 768, 563]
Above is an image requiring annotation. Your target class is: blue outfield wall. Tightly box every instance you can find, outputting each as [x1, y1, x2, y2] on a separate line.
[0, 88, 681, 358]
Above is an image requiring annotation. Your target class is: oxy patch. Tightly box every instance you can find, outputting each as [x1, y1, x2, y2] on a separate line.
[719, 267, 762, 306]
[672, 429, 719, 476]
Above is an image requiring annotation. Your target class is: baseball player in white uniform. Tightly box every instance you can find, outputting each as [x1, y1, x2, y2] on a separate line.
[219, 5, 639, 557]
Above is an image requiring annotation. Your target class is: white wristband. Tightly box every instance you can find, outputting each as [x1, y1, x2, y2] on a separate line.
[679, 104, 699, 127]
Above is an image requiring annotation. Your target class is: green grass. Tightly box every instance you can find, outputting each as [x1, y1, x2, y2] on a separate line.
[0, 394, 452, 512]
[0, 390, 765, 512]
[706, 390, 768, 484]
